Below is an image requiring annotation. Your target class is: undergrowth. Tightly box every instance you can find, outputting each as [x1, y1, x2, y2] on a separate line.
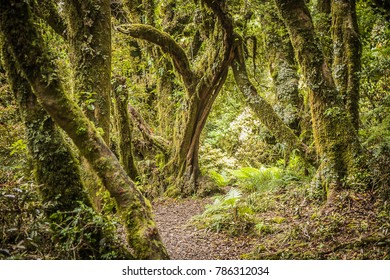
[192, 164, 389, 259]
[0, 178, 131, 260]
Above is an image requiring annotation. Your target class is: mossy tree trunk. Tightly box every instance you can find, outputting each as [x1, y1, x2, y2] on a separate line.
[314, 0, 333, 66]
[1, 46, 90, 214]
[171, 67, 231, 195]
[64, 0, 111, 144]
[112, 75, 139, 181]
[331, 0, 361, 131]
[261, 2, 303, 134]
[117, 0, 236, 195]
[1, 45, 121, 259]
[232, 42, 309, 158]
[273, 0, 366, 197]
[0, 0, 168, 259]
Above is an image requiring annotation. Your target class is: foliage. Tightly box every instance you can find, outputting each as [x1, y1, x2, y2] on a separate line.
[50, 202, 130, 260]
[0, 0, 389, 260]
[358, 1, 390, 198]
[230, 165, 299, 193]
[0, 177, 130, 260]
[208, 170, 230, 187]
[191, 187, 256, 235]
[201, 99, 282, 172]
[0, 73, 26, 181]
[0, 180, 51, 259]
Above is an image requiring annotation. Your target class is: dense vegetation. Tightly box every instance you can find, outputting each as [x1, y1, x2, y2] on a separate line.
[0, 0, 388, 259]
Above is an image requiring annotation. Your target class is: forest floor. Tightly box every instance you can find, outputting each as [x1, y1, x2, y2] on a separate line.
[153, 185, 390, 260]
[153, 197, 259, 259]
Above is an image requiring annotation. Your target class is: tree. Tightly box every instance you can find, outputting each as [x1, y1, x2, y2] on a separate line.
[273, 0, 368, 199]
[64, 0, 112, 143]
[331, 0, 361, 130]
[116, 0, 315, 195]
[0, 0, 168, 259]
[117, 0, 236, 195]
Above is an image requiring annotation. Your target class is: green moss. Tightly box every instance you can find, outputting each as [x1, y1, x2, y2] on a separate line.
[76, 126, 87, 135]
[120, 199, 169, 259]
[165, 185, 181, 198]
[64, 0, 111, 143]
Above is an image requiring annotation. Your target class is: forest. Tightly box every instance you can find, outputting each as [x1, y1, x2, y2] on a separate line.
[0, 0, 389, 260]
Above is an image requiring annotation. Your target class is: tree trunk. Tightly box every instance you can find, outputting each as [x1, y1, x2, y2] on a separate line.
[273, 0, 366, 196]
[331, 0, 361, 131]
[171, 70, 229, 195]
[232, 42, 309, 157]
[64, 0, 111, 143]
[261, 1, 303, 134]
[112, 75, 139, 181]
[0, 0, 168, 260]
[315, 0, 333, 66]
[1, 45, 126, 259]
[2, 46, 90, 214]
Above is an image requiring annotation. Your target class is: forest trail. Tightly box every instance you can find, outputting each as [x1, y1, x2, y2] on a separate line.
[153, 198, 258, 260]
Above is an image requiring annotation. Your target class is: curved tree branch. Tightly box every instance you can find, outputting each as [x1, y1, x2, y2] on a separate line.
[199, 0, 236, 85]
[203, 0, 234, 34]
[115, 24, 195, 89]
[232, 39, 311, 158]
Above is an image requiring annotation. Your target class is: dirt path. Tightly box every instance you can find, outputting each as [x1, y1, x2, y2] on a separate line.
[153, 198, 258, 260]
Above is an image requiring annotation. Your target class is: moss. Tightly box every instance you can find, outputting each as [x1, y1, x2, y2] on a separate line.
[121, 199, 169, 259]
[76, 125, 87, 135]
[275, 0, 367, 195]
[331, 0, 361, 131]
[165, 184, 182, 198]
[64, 0, 112, 143]
[112, 76, 139, 180]
[1, 0, 169, 259]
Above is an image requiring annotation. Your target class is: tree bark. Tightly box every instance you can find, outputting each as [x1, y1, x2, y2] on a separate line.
[112, 76, 139, 181]
[64, 0, 111, 144]
[0, 0, 168, 260]
[232, 42, 309, 157]
[273, 0, 365, 196]
[331, 0, 361, 130]
[261, 3, 303, 133]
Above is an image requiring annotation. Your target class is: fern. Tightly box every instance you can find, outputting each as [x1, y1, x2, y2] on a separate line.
[209, 170, 230, 187]
[191, 187, 254, 235]
[225, 187, 241, 200]
[230, 167, 260, 179]
[230, 166, 288, 192]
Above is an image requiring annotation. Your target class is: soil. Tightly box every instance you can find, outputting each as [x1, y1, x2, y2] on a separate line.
[153, 197, 258, 260]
